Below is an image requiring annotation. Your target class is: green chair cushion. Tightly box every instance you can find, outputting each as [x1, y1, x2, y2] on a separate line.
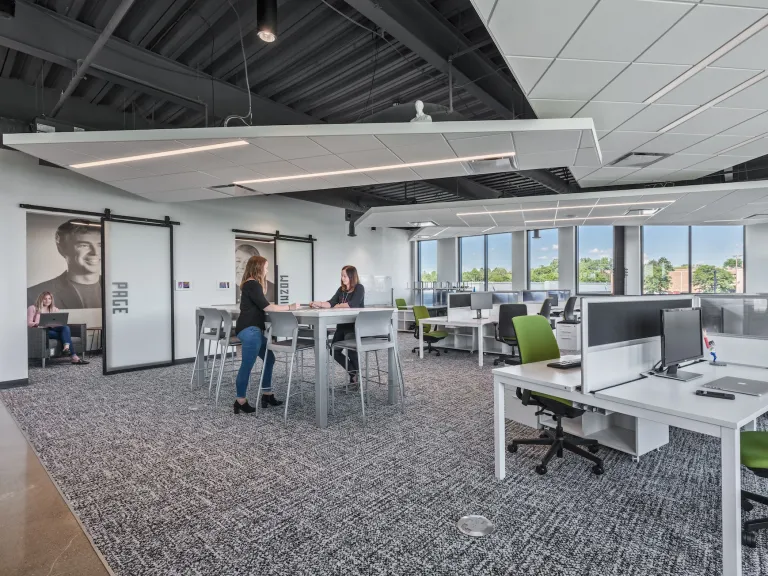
[425, 330, 448, 339]
[513, 315, 570, 408]
[741, 431, 768, 470]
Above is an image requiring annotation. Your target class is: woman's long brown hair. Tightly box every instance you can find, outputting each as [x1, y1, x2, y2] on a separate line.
[241, 255, 268, 294]
[341, 265, 359, 293]
[35, 291, 55, 313]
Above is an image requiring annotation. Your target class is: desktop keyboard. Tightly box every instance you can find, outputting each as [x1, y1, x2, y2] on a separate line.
[547, 358, 582, 369]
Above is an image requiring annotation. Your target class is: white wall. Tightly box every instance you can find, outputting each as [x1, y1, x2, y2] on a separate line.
[746, 223, 768, 293]
[0, 150, 412, 383]
[557, 227, 575, 292]
[625, 226, 641, 295]
[436, 238, 457, 283]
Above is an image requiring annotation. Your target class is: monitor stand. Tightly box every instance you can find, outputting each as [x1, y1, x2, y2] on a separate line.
[656, 363, 702, 382]
[475, 310, 482, 319]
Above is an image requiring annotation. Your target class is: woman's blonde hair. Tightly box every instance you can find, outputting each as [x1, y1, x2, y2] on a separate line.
[240, 255, 268, 293]
[35, 291, 55, 313]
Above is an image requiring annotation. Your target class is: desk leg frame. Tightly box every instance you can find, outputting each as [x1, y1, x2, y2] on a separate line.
[419, 322, 424, 359]
[494, 379, 506, 481]
[721, 426, 742, 576]
[478, 327, 484, 367]
[314, 318, 329, 429]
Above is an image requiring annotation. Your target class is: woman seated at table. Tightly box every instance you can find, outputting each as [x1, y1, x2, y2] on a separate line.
[235, 255, 298, 414]
[27, 291, 88, 365]
[310, 265, 365, 384]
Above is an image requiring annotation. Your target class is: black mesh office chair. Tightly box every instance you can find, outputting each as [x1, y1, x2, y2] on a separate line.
[557, 297, 580, 325]
[493, 304, 528, 366]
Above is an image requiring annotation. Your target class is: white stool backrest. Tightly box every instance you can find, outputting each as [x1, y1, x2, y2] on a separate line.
[355, 310, 393, 341]
[200, 308, 223, 337]
[268, 311, 299, 339]
[220, 310, 235, 339]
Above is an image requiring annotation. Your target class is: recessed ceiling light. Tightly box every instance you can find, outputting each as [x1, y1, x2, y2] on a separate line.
[409, 220, 438, 227]
[232, 152, 516, 185]
[456, 200, 674, 217]
[644, 15, 768, 105]
[658, 71, 768, 134]
[70, 140, 250, 169]
[416, 234, 432, 239]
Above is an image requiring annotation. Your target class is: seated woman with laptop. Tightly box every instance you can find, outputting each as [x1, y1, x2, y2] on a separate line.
[27, 291, 88, 365]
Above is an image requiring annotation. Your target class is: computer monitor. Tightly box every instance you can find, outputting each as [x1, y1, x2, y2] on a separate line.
[659, 308, 704, 382]
[523, 290, 546, 303]
[546, 292, 559, 307]
[470, 292, 493, 319]
[449, 292, 472, 308]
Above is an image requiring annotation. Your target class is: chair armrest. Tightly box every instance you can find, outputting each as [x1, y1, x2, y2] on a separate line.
[68, 323, 87, 339]
[27, 327, 47, 359]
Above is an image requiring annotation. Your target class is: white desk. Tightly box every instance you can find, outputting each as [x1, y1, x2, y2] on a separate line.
[493, 360, 768, 576]
[419, 315, 496, 366]
[196, 306, 399, 428]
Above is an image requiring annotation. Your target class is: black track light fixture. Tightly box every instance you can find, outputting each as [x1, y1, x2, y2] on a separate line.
[532, 229, 541, 240]
[257, 0, 278, 43]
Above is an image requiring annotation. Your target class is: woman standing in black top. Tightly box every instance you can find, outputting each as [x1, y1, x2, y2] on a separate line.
[234, 255, 298, 414]
[310, 265, 365, 383]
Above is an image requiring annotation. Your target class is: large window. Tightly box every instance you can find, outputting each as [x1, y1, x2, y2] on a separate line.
[692, 226, 744, 293]
[487, 233, 513, 290]
[577, 226, 613, 294]
[460, 235, 486, 291]
[643, 226, 689, 294]
[418, 240, 437, 282]
[528, 229, 559, 289]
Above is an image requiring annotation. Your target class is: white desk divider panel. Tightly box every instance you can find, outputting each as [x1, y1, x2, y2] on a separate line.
[103, 219, 173, 374]
[580, 296, 694, 394]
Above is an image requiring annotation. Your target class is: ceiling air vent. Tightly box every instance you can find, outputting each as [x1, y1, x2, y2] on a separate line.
[464, 156, 517, 175]
[625, 208, 661, 216]
[609, 152, 669, 168]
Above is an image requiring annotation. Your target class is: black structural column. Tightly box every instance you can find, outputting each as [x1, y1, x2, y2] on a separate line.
[613, 227, 626, 296]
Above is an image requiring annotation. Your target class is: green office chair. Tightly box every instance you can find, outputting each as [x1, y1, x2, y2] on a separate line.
[411, 305, 448, 357]
[740, 431, 768, 547]
[395, 298, 407, 310]
[508, 315, 604, 476]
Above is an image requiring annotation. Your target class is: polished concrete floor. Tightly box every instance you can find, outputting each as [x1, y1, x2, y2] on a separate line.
[0, 398, 111, 576]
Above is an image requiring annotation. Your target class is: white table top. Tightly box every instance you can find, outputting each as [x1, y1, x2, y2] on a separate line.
[206, 305, 395, 318]
[427, 315, 497, 327]
[594, 362, 768, 429]
[492, 359, 582, 392]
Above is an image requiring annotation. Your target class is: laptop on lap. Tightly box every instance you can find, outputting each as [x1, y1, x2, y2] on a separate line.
[38, 312, 69, 328]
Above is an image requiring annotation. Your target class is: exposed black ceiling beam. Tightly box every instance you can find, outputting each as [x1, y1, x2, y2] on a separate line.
[518, 169, 579, 194]
[284, 188, 401, 213]
[341, 0, 527, 119]
[426, 177, 502, 200]
[0, 1, 319, 126]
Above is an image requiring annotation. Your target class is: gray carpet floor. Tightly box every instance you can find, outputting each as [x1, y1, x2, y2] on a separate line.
[3, 335, 768, 576]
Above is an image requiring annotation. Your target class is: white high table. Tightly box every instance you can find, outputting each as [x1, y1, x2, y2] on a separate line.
[197, 306, 399, 428]
[493, 360, 768, 576]
[419, 315, 496, 366]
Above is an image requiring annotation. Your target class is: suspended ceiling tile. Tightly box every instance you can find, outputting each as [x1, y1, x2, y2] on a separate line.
[529, 99, 587, 118]
[121, 157, 197, 177]
[411, 163, 469, 180]
[637, 133, 710, 154]
[171, 153, 236, 172]
[247, 136, 330, 160]
[200, 166, 268, 182]
[139, 188, 230, 203]
[721, 111, 768, 136]
[578, 178, 613, 188]
[513, 130, 581, 155]
[365, 167, 421, 184]
[614, 168, 681, 184]
[388, 139, 458, 163]
[714, 26, 768, 70]
[595, 63, 691, 103]
[290, 154, 354, 173]
[209, 143, 282, 165]
[16, 145, 99, 166]
[471, 0, 498, 22]
[574, 101, 645, 131]
[686, 155, 753, 171]
[638, 3, 767, 65]
[570, 166, 599, 180]
[529, 59, 627, 101]
[248, 181, 307, 194]
[722, 136, 768, 156]
[489, 0, 598, 58]
[582, 166, 640, 181]
[337, 148, 403, 168]
[309, 135, 385, 154]
[579, 130, 601, 149]
[492, 213, 528, 226]
[515, 149, 578, 170]
[375, 133, 447, 149]
[70, 164, 144, 183]
[459, 213, 496, 227]
[574, 147, 602, 167]
[668, 107, 764, 135]
[241, 160, 308, 178]
[618, 104, 696, 131]
[679, 134, 754, 155]
[716, 77, 768, 109]
[506, 57, 554, 95]
[112, 171, 223, 194]
[318, 174, 378, 188]
[649, 153, 712, 170]
[448, 133, 516, 157]
[560, 0, 691, 62]
[657, 67, 761, 106]
[598, 131, 658, 151]
[665, 169, 716, 181]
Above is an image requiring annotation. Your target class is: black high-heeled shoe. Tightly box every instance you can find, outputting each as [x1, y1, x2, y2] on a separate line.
[233, 400, 256, 414]
[261, 394, 284, 408]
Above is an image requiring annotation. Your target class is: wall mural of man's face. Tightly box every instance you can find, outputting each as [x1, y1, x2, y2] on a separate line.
[235, 248, 251, 281]
[65, 231, 102, 275]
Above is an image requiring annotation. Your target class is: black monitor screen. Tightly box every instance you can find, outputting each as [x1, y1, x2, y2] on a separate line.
[523, 290, 546, 302]
[661, 308, 703, 367]
[546, 292, 559, 307]
[450, 293, 472, 308]
[471, 292, 493, 310]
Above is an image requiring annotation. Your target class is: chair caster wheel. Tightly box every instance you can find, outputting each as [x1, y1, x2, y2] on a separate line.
[742, 532, 757, 548]
[508, 444, 518, 453]
[588, 445, 599, 454]
[435, 352, 441, 357]
[743, 500, 754, 512]
[592, 465, 604, 476]
[539, 433, 549, 439]
[535, 464, 547, 475]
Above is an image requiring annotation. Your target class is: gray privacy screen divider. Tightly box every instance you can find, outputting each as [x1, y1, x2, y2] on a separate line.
[587, 298, 695, 348]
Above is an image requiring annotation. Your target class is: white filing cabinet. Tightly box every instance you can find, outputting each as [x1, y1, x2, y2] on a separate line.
[556, 322, 581, 351]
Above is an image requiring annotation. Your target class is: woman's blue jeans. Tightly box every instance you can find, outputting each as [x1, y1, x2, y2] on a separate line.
[235, 326, 275, 398]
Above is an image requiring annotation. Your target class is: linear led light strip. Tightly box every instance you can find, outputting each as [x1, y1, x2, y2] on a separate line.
[645, 14, 768, 105]
[70, 141, 250, 169]
[232, 152, 516, 185]
[658, 71, 768, 134]
[457, 200, 674, 217]
[525, 214, 653, 224]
